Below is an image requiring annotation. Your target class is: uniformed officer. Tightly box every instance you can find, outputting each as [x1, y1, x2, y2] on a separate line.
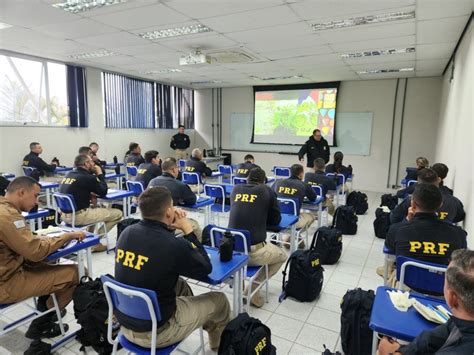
[0, 175, 9, 196]
[22, 142, 58, 179]
[304, 158, 337, 215]
[235, 154, 261, 178]
[89, 142, 106, 166]
[325, 151, 353, 179]
[170, 125, 191, 159]
[185, 149, 212, 192]
[59, 155, 122, 252]
[391, 168, 465, 224]
[0, 177, 85, 339]
[298, 129, 330, 168]
[228, 167, 286, 308]
[79, 146, 105, 175]
[432, 163, 453, 195]
[405, 156, 429, 181]
[378, 249, 474, 355]
[115, 187, 230, 351]
[136, 150, 162, 188]
[379, 184, 467, 285]
[125, 142, 145, 167]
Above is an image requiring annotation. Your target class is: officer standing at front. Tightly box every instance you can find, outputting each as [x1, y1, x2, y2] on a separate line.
[170, 125, 191, 159]
[298, 129, 330, 168]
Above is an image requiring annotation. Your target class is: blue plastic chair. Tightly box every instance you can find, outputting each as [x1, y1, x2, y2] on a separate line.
[126, 180, 144, 196]
[204, 184, 230, 225]
[101, 275, 204, 355]
[232, 176, 247, 185]
[407, 180, 417, 187]
[217, 165, 233, 184]
[209, 226, 269, 312]
[182, 172, 202, 195]
[326, 173, 346, 206]
[178, 159, 186, 171]
[126, 166, 138, 177]
[311, 185, 323, 200]
[273, 166, 290, 179]
[22, 166, 37, 177]
[276, 197, 309, 249]
[53, 192, 110, 252]
[396, 255, 447, 296]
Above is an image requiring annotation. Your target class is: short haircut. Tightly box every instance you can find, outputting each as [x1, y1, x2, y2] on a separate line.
[247, 167, 266, 184]
[6, 176, 41, 193]
[446, 249, 474, 314]
[416, 156, 429, 168]
[313, 129, 321, 135]
[89, 142, 98, 147]
[78, 146, 92, 155]
[74, 154, 90, 167]
[191, 148, 201, 158]
[290, 164, 304, 177]
[314, 158, 326, 170]
[161, 157, 177, 171]
[139, 186, 172, 219]
[432, 163, 449, 180]
[178, 125, 185, 129]
[129, 142, 139, 152]
[412, 183, 442, 212]
[244, 154, 254, 161]
[144, 150, 159, 163]
[417, 168, 438, 185]
[29, 142, 40, 150]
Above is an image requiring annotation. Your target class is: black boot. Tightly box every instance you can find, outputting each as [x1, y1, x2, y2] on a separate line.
[24, 339, 51, 355]
[25, 317, 69, 339]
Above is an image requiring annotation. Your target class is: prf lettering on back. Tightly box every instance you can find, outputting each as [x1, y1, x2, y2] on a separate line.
[236, 169, 248, 175]
[185, 166, 196, 172]
[127, 162, 135, 166]
[23, 160, 29, 165]
[234, 193, 257, 203]
[137, 169, 147, 174]
[409, 241, 450, 255]
[438, 211, 449, 220]
[278, 186, 298, 195]
[61, 178, 77, 185]
[116, 249, 149, 270]
[311, 258, 320, 267]
[308, 181, 320, 186]
[254, 337, 267, 355]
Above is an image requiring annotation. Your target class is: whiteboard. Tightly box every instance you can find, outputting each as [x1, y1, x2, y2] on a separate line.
[227, 112, 373, 156]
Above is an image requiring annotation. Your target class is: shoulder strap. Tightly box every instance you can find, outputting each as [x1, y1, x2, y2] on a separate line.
[310, 229, 320, 250]
[332, 208, 339, 228]
[279, 255, 294, 300]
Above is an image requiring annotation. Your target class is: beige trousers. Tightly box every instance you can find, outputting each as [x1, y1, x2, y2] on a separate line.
[295, 212, 316, 229]
[121, 279, 230, 350]
[249, 242, 287, 284]
[62, 206, 123, 233]
[175, 149, 187, 160]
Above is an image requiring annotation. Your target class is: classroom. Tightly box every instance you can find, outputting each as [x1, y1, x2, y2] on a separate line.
[0, 1, 473, 354]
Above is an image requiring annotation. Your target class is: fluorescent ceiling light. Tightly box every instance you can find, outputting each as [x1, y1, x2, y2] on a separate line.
[342, 47, 415, 59]
[68, 50, 118, 59]
[190, 80, 223, 85]
[140, 24, 211, 40]
[251, 75, 304, 81]
[312, 11, 415, 31]
[0, 22, 12, 30]
[357, 67, 414, 74]
[142, 69, 182, 74]
[53, 0, 126, 13]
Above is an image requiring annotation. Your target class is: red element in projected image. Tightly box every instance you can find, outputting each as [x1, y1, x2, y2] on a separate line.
[255, 92, 273, 100]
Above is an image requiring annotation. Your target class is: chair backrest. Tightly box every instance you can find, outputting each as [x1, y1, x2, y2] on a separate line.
[311, 185, 323, 198]
[22, 166, 36, 176]
[218, 164, 232, 175]
[277, 197, 298, 216]
[178, 159, 186, 170]
[53, 193, 77, 214]
[126, 180, 144, 195]
[326, 173, 346, 187]
[209, 225, 251, 255]
[396, 255, 447, 295]
[182, 172, 201, 185]
[407, 180, 417, 187]
[274, 166, 290, 178]
[126, 166, 138, 177]
[204, 184, 225, 199]
[232, 176, 247, 185]
[101, 275, 160, 354]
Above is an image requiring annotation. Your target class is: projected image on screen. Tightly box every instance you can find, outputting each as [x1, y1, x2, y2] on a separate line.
[253, 87, 337, 145]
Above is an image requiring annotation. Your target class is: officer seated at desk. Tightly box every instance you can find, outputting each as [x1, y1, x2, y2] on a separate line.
[378, 249, 474, 355]
[115, 187, 230, 351]
[89, 142, 106, 166]
[304, 158, 337, 215]
[228, 167, 286, 308]
[125, 142, 145, 167]
[185, 149, 212, 192]
[235, 154, 260, 178]
[136, 150, 162, 188]
[0, 177, 85, 340]
[59, 155, 122, 252]
[22, 142, 59, 181]
[79, 146, 105, 175]
[378, 183, 467, 287]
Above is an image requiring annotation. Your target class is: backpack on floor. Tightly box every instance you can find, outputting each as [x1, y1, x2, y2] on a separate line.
[218, 312, 276, 355]
[380, 194, 398, 210]
[73, 276, 119, 355]
[116, 218, 140, 241]
[333, 206, 358, 235]
[340, 288, 375, 355]
[346, 191, 368, 215]
[41, 208, 58, 229]
[280, 234, 324, 302]
[373, 207, 391, 239]
[313, 226, 343, 265]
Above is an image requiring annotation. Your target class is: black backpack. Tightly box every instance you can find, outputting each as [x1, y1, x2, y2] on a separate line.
[340, 288, 375, 355]
[333, 206, 358, 235]
[380, 194, 398, 210]
[346, 191, 368, 215]
[117, 218, 140, 241]
[41, 208, 58, 229]
[313, 226, 343, 265]
[373, 208, 391, 239]
[218, 313, 276, 355]
[280, 235, 324, 302]
[73, 276, 118, 354]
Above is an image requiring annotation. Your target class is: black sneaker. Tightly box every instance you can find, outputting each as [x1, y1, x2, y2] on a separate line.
[25, 321, 69, 339]
[24, 339, 51, 355]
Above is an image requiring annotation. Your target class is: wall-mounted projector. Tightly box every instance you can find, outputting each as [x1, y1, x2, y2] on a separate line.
[179, 50, 212, 66]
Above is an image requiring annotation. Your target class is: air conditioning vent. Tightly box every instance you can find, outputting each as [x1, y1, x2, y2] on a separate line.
[208, 48, 260, 64]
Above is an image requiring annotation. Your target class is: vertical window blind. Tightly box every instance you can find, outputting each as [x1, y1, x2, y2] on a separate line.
[67, 65, 88, 128]
[156, 83, 195, 129]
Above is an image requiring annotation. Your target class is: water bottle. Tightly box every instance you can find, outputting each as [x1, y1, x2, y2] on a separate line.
[113, 155, 118, 164]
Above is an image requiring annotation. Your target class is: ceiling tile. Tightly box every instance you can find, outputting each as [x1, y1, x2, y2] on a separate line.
[224, 22, 313, 43]
[75, 31, 149, 48]
[343, 52, 416, 65]
[34, 18, 119, 40]
[417, 16, 470, 44]
[416, 69, 444, 77]
[357, 71, 415, 79]
[330, 35, 415, 52]
[245, 34, 327, 53]
[416, 0, 473, 20]
[349, 60, 415, 70]
[416, 42, 456, 60]
[416, 58, 449, 71]
[86, 55, 151, 66]
[110, 43, 176, 56]
[159, 34, 238, 52]
[261, 45, 334, 60]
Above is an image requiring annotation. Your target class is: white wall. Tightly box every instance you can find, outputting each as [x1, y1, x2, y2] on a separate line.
[195, 78, 441, 192]
[0, 67, 194, 177]
[436, 22, 473, 243]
